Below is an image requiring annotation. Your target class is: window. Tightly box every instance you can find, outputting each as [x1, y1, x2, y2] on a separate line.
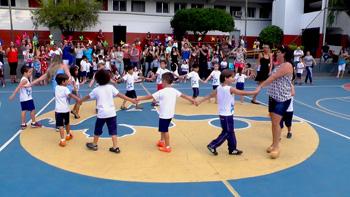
[259, 3, 272, 18]
[0, 0, 15, 6]
[214, 5, 226, 10]
[156, 2, 169, 13]
[113, 0, 126, 11]
[230, 6, 241, 17]
[191, 4, 203, 8]
[247, 7, 256, 18]
[132, 1, 145, 12]
[304, 0, 322, 13]
[97, 0, 108, 10]
[174, 3, 186, 12]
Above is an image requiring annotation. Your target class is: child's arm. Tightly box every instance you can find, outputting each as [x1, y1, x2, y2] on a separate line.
[180, 94, 198, 106]
[197, 90, 217, 105]
[117, 93, 137, 104]
[88, 77, 95, 88]
[9, 80, 27, 100]
[137, 95, 154, 101]
[204, 74, 212, 83]
[31, 73, 48, 86]
[69, 93, 81, 103]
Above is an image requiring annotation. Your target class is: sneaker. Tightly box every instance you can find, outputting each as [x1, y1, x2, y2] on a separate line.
[229, 149, 243, 155]
[21, 124, 27, 130]
[251, 100, 260, 105]
[120, 106, 127, 110]
[109, 147, 121, 154]
[59, 140, 66, 147]
[287, 132, 292, 139]
[31, 122, 42, 128]
[65, 134, 73, 141]
[159, 146, 172, 153]
[156, 140, 165, 147]
[86, 142, 98, 151]
[207, 145, 218, 156]
[71, 111, 80, 119]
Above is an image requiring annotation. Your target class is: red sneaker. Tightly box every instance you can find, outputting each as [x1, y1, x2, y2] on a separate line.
[156, 140, 165, 147]
[31, 122, 42, 128]
[59, 140, 66, 147]
[159, 146, 171, 153]
[65, 134, 73, 141]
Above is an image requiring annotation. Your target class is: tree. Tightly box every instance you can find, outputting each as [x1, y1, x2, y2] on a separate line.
[31, 0, 101, 36]
[171, 8, 234, 41]
[259, 25, 283, 47]
[328, 0, 350, 26]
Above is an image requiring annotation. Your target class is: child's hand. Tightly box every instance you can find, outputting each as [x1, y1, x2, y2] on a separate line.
[133, 99, 138, 105]
[193, 100, 199, 106]
[9, 94, 15, 101]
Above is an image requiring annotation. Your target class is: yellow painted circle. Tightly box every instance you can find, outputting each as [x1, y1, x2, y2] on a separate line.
[20, 99, 319, 183]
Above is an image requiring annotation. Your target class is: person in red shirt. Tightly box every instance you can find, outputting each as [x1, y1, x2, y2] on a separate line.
[6, 42, 19, 83]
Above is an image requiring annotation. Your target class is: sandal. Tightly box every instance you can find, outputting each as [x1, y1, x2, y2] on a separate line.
[109, 147, 121, 154]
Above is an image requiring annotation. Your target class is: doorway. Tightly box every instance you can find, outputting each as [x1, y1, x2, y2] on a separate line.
[113, 26, 126, 45]
[302, 28, 320, 56]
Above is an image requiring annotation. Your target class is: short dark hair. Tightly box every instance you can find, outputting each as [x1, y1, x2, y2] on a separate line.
[160, 59, 167, 64]
[125, 66, 133, 72]
[220, 69, 234, 83]
[55, 73, 69, 85]
[192, 64, 199, 69]
[94, 70, 111, 85]
[20, 65, 31, 74]
[162, 72, 174, 84]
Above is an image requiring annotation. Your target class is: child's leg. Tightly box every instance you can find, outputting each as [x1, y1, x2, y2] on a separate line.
[59, 127, 65, 140]
[66, 124, 71, 135]
[208, 116, 230, 149]
[30, 110, 36, 123]
[21, 111, 26, 125]
[224, 116, 239, 153]
[240, 95, 244, 103]
[163, 132, 170, 147]
[111, 135, 118, 148]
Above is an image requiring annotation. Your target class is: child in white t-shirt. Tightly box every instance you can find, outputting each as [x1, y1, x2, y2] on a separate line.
[119, 66, 143, 110]
[137, 72, 196, 153]
[180, 59, 189, 81]
[182, 64, 206, 99]
[234, 67, 248, 103]
[54, 73, 81, 147]
[205, 63, 221, 103]
[80, 55, 91, 82]
[296, 60, 304, 85]
[198, 70, 260, 155]
[220, 57, 228, 70]
[82, 70, 137, 153]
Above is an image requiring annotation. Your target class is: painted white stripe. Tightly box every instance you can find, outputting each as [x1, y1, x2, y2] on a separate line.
[0, 97, 55, 152]
[315, 97, 350, 119]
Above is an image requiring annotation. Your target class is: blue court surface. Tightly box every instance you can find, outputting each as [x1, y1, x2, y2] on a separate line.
[0, 76, 349, 197]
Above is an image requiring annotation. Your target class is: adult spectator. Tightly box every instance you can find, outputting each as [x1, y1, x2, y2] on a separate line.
[6, 42, 19, 83]
[130, 43, 140, 68]
[256, 45, 294, 159]
[181, 42, 191, 61]
[199, 44, 209, 79]
[96, 29, 105, 42]
[321, 42, 330, 63]
[337, 47, 349, 79]
[303, 51, 316, 84]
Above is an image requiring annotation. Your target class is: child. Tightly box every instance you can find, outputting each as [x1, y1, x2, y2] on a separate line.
[145, 67, 157, 82]
[198, 69, 259, 155]
[0, 61, 5, 87]
[205, 63, 221, 103]
[9, 66, 42, 129]
[296, 59, 304, 85]
[180, 59, 189, 81]
[70, 65, 85, 119]
[80, 55, 90, 83]
[220, 57, 228, 70]
[81, 70, 137, 153]
[120, 66, 143, 110]
[154, 60, 171, 91]
[234, 67, 248, 103]
[137, 72, 196, 153]
[54, 73, 81, 147]
[280, 85, 295, 139]
[33, 57, 42, 81]
[183, 64, 205, 99]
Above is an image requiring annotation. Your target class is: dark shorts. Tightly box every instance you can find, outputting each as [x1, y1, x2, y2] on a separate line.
[280, 111, 293, 128]
[212, 85, 218, 90]
[268, 97, 292, 116]
[125, 90, 137, 99]
[20, 100, 35, 111]
[158, 118, 172, 132]
[9, 62, 18, 75]
[55, 112, 70, 127]
[192, 87, 199, 98]
[94, 116, 117, 136]
[296, 73, 302, 78]
[80, 71, 87, 77]
[236, 82, 244, 90]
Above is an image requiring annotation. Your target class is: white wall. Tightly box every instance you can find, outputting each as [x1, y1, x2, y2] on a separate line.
[332, 11, 350, 36]
[272, 0, 286, 30]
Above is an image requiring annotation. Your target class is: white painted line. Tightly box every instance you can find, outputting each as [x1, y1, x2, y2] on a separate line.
[315, 97, 350, 119]
[0, 97, 55, 152]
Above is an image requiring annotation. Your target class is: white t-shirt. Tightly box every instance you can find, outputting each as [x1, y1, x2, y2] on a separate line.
[89, 84, 119, 119]
[297, 62, 304, 74]
[0, 61, 3, 69]
[72, 77, 80, 91]
[287, 97, 294, 112]
[152, 87, 182, 119]
[55, 85, 71, 113]
[186, 71, 200, 88]
[49, 48, 62, 57]
[234, 73, 247, 83]
[19, 77, 32, 102]
[217, 85, 235, 116]
[80, 60, 90, 72]
[156, 67, 171, 84]
[105, 61, 111, 71]
[209, 70, 221, 86]
[181, 63, 189, 73]
[293, 50, 304, 62]
[122, 73, 138, 91]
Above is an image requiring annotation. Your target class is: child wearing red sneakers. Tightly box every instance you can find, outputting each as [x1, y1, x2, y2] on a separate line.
[54, 74, 81, 147]
[81, 70, 137, 153]
[137, 72, 196, 153]
[9, 66, 42, 129]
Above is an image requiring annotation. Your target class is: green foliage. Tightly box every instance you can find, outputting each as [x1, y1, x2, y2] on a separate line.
[171, 8, 234, 40]
[259, 25, 283, 46]
[31, 0, 101, 35]
[328, 0, 350, 26]
[288, 43, 304, 51]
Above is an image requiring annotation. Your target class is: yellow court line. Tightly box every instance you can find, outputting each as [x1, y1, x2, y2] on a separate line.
[222, 180, 240, 197]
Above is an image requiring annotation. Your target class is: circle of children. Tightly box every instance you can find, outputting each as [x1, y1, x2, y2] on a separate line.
[7, 32, 302, 159]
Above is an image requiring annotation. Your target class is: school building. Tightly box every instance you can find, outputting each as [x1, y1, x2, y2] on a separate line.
[0, 0, 348, 56]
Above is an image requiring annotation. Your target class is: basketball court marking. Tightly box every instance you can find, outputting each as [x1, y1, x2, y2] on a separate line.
[0, 97, 54, 152]
[315, 96, 350, 118]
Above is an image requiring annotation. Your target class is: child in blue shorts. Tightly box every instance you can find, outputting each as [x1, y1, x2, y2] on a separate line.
[137, 72, 196, 153]
[82, 70, 137, 153]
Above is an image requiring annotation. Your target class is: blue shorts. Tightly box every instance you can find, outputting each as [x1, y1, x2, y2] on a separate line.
[192, 88, 199, 98]
[55, 112, 70, 127]
[94, 116, 117, 136]
[236, 82, 244, 90]
[80, 71, 87, 77]
[212, 85, 218, 90]
[268, 97, 292, 116]
[20, 100, 35, 111]
[158, 118, 172, 132]
[280, 111, 293, 128]
[297, 73, 302, 78]
[125, 90, 137, 99]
